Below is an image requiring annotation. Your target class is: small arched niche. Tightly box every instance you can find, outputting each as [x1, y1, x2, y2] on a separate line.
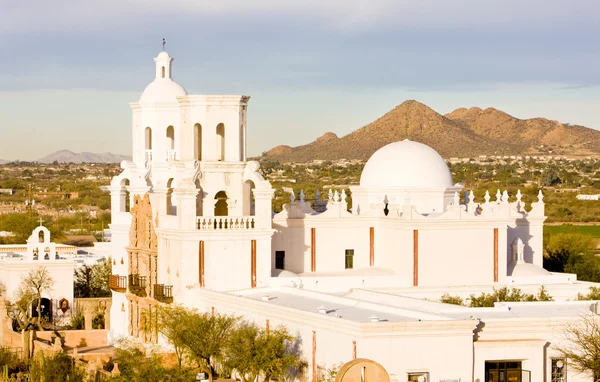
[38, 229, 45, 243]
[216, 123, 225, 161]
[214, 191, 228, 216]
[194, 123, 203, 161]
[166, 126, 175, 150]
[161, 66, 165, 78]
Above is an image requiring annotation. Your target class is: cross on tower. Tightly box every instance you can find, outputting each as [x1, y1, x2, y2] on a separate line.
[38, 217, 44, 226]
[162, 38, 166, 51]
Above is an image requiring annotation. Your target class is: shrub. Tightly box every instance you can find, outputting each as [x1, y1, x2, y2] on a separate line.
[440, 294, 464, 305]
[469, 286, 552, 307]
[578, 287, 600, 300]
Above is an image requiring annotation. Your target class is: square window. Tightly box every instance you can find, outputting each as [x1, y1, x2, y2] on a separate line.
[407, 372, 429, 382]
[345, 249, 354, 269]
[275, 251, 285, 270]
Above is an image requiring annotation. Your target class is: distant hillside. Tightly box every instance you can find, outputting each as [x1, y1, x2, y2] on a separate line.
[0, 159, 8, 165]
[37, 150, 131, 164]
[262, 100, 600, 162]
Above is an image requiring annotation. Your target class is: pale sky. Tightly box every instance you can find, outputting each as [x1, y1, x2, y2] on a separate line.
[1, 0, 599, 160]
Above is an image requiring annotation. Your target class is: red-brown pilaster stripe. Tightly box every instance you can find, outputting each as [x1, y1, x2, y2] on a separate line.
[311, 228, 316, 272]
[251, 240, 257, 288]
[493, 228, 499, 283]
[199, 241, 205, 287]
[413, 230, 419, 287]
[369, 227, 375, 267]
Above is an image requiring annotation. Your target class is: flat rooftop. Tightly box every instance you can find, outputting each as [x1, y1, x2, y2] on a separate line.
[235, 286, 598, 324]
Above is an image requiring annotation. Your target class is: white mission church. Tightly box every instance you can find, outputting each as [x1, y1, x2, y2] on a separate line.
[108, 50, 600, 382]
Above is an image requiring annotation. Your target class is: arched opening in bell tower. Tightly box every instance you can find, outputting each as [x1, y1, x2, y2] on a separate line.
[194, 124, 203, 161]
[195, 179, 203, 216]
[214, 191, 228, 216]
[166, 178, 176, 216]
[145, 127, 153, 150]
[161, 66, 165, 78]
[216, 123, 225, 161]
[243, 180, 255, 216]
[166, 126, 175, 158]
[118, 179, 131, 213]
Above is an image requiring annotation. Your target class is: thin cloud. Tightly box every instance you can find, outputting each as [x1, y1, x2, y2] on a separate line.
[2, 0, 598, 33]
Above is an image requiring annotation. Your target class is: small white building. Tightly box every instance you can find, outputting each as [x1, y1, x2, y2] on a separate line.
[0, 226, 75, 321]
[577, 194, 600, 200]
[108, 50, 600, 382]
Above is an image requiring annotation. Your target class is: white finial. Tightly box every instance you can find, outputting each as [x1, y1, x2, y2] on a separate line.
[299, 189, 305, 203]
[496, 189, 502, 203]
[453, 191, 460, 205]
[328, 189, 333, 201]
[484, 190, 491, 204]
[468, 190, 475, 203]
[316, 189, 321, 201]
[341, 189, 347, 203]
[289, 190, 296, 204]
[502, 190, 509, 203]
[333, 190, 340, 202]
[537, 189, 544, 203]
[516, 189, 522, 202]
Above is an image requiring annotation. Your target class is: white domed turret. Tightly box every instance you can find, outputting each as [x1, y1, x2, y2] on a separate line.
[139, 51, 188, 103]
[351, 140, 461, 214]
[360, 140, 453, 188]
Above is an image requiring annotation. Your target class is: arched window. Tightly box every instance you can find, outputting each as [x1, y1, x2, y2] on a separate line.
[161, 66, 165, 78]
[216, 123, 225, 161]
[145, 127, 153, 150]
[195, 179, 203, 216]
[166, 178, 176, 216]
[243, 180, 255, 216]
[166, 126, 175, 150]
[194, 124, 202, 161]
[121, 179, 131, 213]
[38, 230, 44, 243]
[214, 191, 228, 216]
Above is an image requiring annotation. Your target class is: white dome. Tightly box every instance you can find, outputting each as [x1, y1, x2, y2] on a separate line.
[509, 263, 551, 277]
[139, 79, 188, 103]
[360, 140, 453, 188]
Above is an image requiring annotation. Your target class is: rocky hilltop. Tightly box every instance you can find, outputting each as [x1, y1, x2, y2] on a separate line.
[262, 100, 600, 161]
[37, 150, 131, 164]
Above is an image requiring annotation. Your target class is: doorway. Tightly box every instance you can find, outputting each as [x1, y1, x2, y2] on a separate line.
[485, 361, 531, 382]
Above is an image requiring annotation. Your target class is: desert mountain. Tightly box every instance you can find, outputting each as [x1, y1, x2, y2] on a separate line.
[262, 100, 600, 162]
[37, 150, 132, 164]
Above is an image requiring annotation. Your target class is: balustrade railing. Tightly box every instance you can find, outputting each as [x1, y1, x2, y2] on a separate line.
[108, 275, 127, 292]
[128, 274, 147, 297]
[166, 150, 177, 160]
[196, 216, 256, 230]
[154, 284, 173, 303]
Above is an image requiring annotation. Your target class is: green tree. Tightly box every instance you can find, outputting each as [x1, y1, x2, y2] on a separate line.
[156, 305, 193, 370]
[74, 258, 112, 298]
[182, 312, 238, 381]
[8, 267, 54, 359]
[544, 233, 597, 273]
[557, 313, 600, 380]
[223, 321, 301, 382]
[28, 351, 85, 382]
